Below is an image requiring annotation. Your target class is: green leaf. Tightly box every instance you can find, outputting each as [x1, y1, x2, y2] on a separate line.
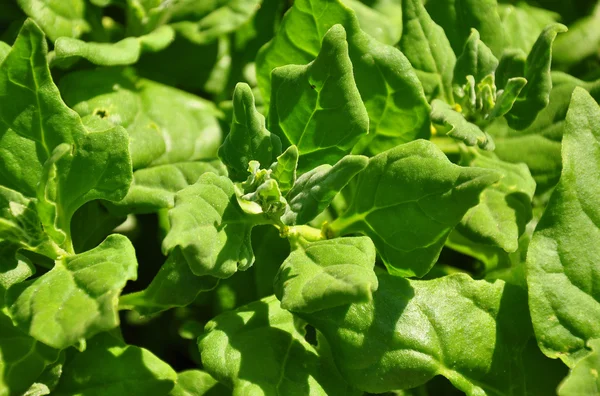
[297, 272, 565, 394]
[454, 152, 536, 253]
[453, 29, 498, 87]
[0, 245, 35, 302]
[268, 24, 369, 173]
[0, 20, 132, 251]
[0, 312, 59, 396]
[59, 68, 222, 170]
[23, 353, 65, 396]
[124, 0, 172, 36]
[430, 100, 495, 150]
[162, 172, 267, 279]
[495, 48, 527, 90]
[274, 237, 378, 313]
[505, 24, 568, 130]
[16, 0, 90, 41]
[256, 0, 430, 156]
[169, 370, 229, 396]
[499, 3, 560, 53]
[342, 0, 403, 45]
[7, 234, 138, 349]
[198, 295, 358, 395]
[0, 42, 10, 64]
[53, 25, 175, 67]
[425, 0, 505, 56]
[327, 140, 499, 277]
[219, 83, 281, 181]
[107, 160, 227, 215]
[489, 77, 527, 119]
[558, 339, 600, 395]
[526, 88, 600, 366]
[119, 248, 219, 316]
[172, 0, 262, 45]
[282, 155, 368, 225]
[53, 332, 177, 395]
[270, 146, 299, 194]
[399, 0, 456, 102]
[552, 3, 600, 68]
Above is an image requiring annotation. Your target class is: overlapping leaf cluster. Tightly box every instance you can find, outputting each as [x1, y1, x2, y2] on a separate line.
[1, 0, 600, 395]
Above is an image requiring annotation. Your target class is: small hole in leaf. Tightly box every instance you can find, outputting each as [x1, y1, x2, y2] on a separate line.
[310, 84, 316, 90]
[304, 324, 317, 346]
[94, 109, 108, 118]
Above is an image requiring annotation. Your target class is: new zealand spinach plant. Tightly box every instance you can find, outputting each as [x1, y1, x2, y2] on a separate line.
[1, 0, 600, 395]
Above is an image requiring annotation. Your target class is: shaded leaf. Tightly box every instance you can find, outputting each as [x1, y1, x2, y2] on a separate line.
[169, 370, 229, 396]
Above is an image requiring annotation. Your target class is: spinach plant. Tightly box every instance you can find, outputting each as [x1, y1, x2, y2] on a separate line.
[1, 0, 600, 395]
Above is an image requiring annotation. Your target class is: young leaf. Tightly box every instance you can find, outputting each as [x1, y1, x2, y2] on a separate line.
[53, 25, 175, 67]
[169, 370, 229, 396]
[53, 332, 177, 395]
[274, 237, 378, 313]
[0, 312, 59, 395]
[327, 140, 500, 277]
[400, 0, 456, 102]
[162, 172, 268, 279]
[270, 145, 299, 194]
[6, 234, 138, 349]
[505, 24, 568, 130]
[282, 155, 368, 225]
[198, 295, 359, 395]
[430, 100, 495, 150]
[453, 29, 499, 87]
[296, 273, 564, 394]
[489, 77, 527, 119]
[454, 153, 536, 253]
[219, 82, 282, 181]
[268, 24, 369, 173]
[59, 68, 222, 170]
[558, 339, 600, 395]
[119, 248, 219, 316]
[16, 0, 89, 41]
[526, 88, 600, 366]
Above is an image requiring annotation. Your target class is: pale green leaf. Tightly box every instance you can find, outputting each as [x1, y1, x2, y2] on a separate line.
[0, 245, 34, 301]
[53, 332, 177, 395]
[53, 25, 175, 67]
[16, 0, 90, 41]
[327, 140, 499, 277]
[270, 146, 298, 194]
[169, 370, 229, 396]
[274, 237, 378, 313]
[219, 83, 281, 181]
[282, 155, 368, 225]
[7, 234, 137, 349]
[526, 88, 600, 366]
[199, 295, 359, 395]
[431, 100, 495, 150]
[558, 339, 600, 395]
[342, 0, 402, 45]
[0, 42, 10, 64]
[268, 24, 369, 173]
[490, 77, 527, 119]
[162, 172, 268, 279]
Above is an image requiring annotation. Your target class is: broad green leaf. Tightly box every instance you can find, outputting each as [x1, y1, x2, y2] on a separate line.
[270, 146, 298, 194]
[0, 42, 10, 64]
[198, 295, 358, 395]
[430, 100, 495, 150]
[0, 20, 132, 251]
[553, 3, 600, 68]
[16, 0, 90, 41]
[70, 201, 125, 254]
[169, 370, 229, 396]
[343, 0, 402, 45]
[0, 312, 59, 396]
[162, 172, 268, 279]
[527, 88, 600, 366]
[297, 273, 566, 394]
[281, 155, 368, 225]
[256, 0, 430, 156]
[23, 353, 65, 396]
[59, 68, 222, 170]
[268, 25, 369, 173]
[107, 160, 226, 215]
[53, 332, 177, 395]
[327, 140, 499, 277]
[7, 234, 137, 349]
[453, 29, 498, 87]
[119, 248, 219, 316]
[505, 24, 568, 130]
[400, 0, 456, 102]
[274, 237, 378, 313]
[53, 25, 175, 67]
[172, 0, 262, 45]
[219, 83, 281, 181]
[499, 3, 560, 53]
[454, 152, 536, 253]
[425, 0, 505, 56]
[558, 339, 600, 395]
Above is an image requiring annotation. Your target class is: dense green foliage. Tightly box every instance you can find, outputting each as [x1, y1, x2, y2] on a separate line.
[0, 0, 599, 395]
